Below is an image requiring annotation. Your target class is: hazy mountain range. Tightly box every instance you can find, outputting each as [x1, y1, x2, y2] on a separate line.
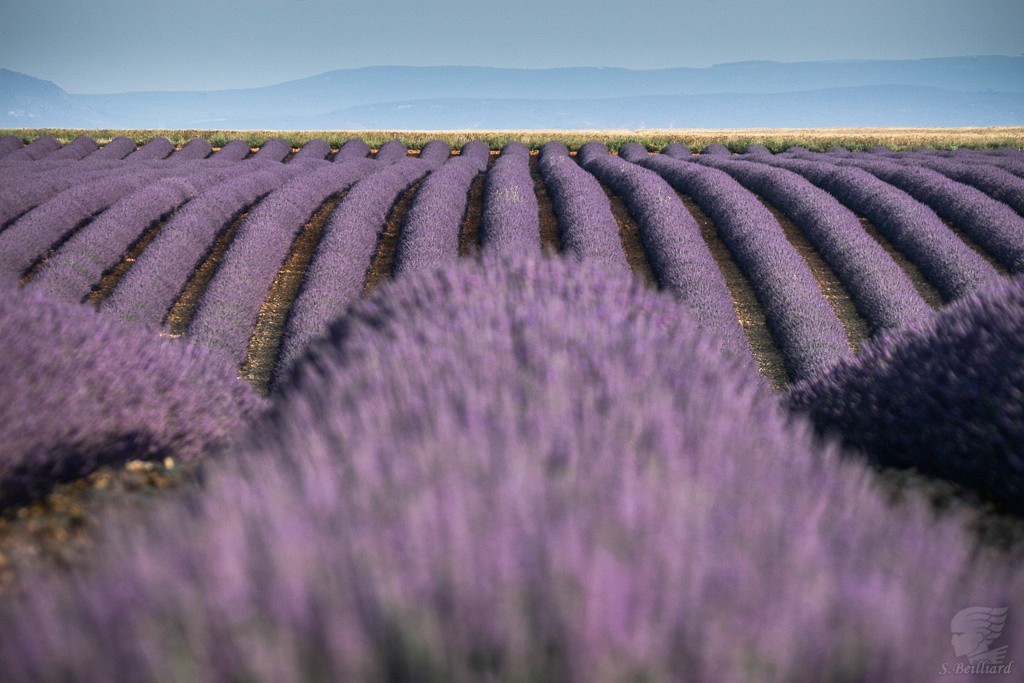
[2, 57, 1023, 130]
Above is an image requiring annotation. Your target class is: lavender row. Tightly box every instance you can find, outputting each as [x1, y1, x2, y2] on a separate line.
[373, 139, 409, 163]
[27, 166, 245, 303]
[187, 161, 376, 364]
[691, 154, 933, 332]
[0, 162, 132, 227]
[249, 137, 292, 162]
[0, 135, 22, 158]
[790, 274, 1024, 515]
[744, 155, 1003, 301]
[0, 279, 263, 511]
[392, 140, 489, 277]
[827, 154, 1024, 273]
[274, 157, 438, 388]
[124, 137, 175, 162]
[5, 254, 1018, 681]
[578, 143, 750, 362]
[210, 139, 251, 161]
[538, 142, 629, 272]
[896, 154, 1024, 217]
[44, 135, 99, 161]
[0, 135, 60, 163]
[0, 164, 199, 280]
[638, 152, 850, 380]
[334, 138, 371, 161]
[290, 139, 330, 162]
[103, 162, 306, 325]
[478, 141, 540, 255]
[170, 138, 213, 161]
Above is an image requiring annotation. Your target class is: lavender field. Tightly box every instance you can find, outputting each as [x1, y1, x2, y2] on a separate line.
[1, 133, 1023, 681]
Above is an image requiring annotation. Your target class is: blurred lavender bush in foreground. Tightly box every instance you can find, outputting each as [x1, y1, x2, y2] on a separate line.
[0, 280, 265, 510]
[790, 274, 1024, 515]
[2, 254, 1019, 682]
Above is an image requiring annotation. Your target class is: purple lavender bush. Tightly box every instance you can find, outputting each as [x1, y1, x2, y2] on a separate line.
[187, 162, 373, 364]
[392, 141, 489, 277]
[478, 141, 540, 255]
[747, 154, 1003, 301]
[906, 154, 1024, 217]
[0, 135, 23, 158]
[0, 135, 60, 163]
[273, 157, 434, 386]
[210, 139, 251, 161]
[45, 135, 98, 160]
[171, 138, 213, 160]
[124, 136, 174, 161]
[374, 139, 409, 163]
[576, 143, 750, 363]
[789, 274, 1024, 515]
[334, 138, 371, 161]
[27, 169, 236, 304]
[2, 253, 1019, 682]
[834, 154, 1024, 272]
[695, 155, 932, 332]
[537, 141, 629, 271]
[0, 280, 264, 510]
[639, 153, 849, 380]
[251, 137, 292, 162]
[290, 139, 331, 162]
[91, 136, 137, 160]
[0, 166, 185, 280]
[103, 163, 302, 326]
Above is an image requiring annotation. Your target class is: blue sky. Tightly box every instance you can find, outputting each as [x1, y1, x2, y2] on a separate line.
[2, 0, 1022, 93]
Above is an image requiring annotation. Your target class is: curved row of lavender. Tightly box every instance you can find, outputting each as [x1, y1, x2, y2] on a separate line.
[187, 160, 377, 364]
[746, 154, 1004, 301]
[0, 135, 60, 163]
[0, 135, 23, 158]
[102, 163, 305, 325]
[0, 164, 211, 281]
[26, 165, 251, 303]
[44, 135, 99, 161]
[373, 139, 410, 163]
[790, 275, 1024, 515]
[577, 142, 751, 364]
[818, 154, 1024, 273]
[392, 140, 490, 277]
[171, 137, 213, 161]
[273, 155, 445, 388]
[478, 141, 541, 255]
[636, 151, 850, 381]
[900, 153, 1024, 217]
[3, 254, 1019, 681]
[0, 278, 264, 511]
[537, 141, 629, 272]
[682, 151, 933, 332]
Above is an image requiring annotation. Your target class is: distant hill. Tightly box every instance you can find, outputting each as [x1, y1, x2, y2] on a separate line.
[3, 57, 1023, 129]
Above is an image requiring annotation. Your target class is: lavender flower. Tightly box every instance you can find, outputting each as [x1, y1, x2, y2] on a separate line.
[392, 141, 489, 277]
[0, 135, 23, 158]
[0, 280, 264, 510]
[2, 254, 1018, 682]
[695, 155, 932, 332]
[478, 141, 540, 255]
[334, 138, 371, 161]
[638, 153, 849, 380]
[103, 163, 304, 326]
[273, 157, 435, 387]
[210, 139, 251, 161]
[187, 162, 375, 364]
[171, 138, 213, 160]
[290, 139, 331, 162]
[789, 275, 1024, 515]
[45, 136, 98, 161]
[251, 137, 293, 162]
[124, 137, 175, 161]
[747, 154, 1003, 301]
[537, 141, 629, 271]
[91, 136, 137, 160]
[374, 139, 410, 163]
